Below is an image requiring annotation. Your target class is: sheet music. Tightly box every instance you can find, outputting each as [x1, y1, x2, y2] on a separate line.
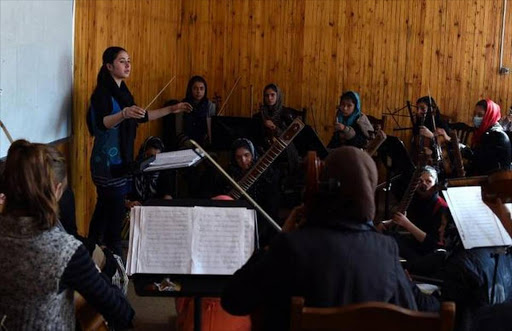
[191, 207, 255, 274]
[138, 207, 193, 274]
[127, 205, 256, 275]
[443, 186, 512, 249]
[143, 149, 203, 171]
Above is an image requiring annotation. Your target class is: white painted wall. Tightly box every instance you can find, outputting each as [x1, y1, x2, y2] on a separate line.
[0, 0, 73, 156]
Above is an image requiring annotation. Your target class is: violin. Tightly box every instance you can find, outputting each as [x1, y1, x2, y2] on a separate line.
[481, 170, 512, 203]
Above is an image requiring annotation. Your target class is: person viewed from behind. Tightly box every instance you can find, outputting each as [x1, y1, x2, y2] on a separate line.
[221, 146, 416, 330]
[0, 140, 134, 330]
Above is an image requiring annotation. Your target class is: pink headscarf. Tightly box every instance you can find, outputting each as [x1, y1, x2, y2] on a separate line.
[472, 99, 501, 147]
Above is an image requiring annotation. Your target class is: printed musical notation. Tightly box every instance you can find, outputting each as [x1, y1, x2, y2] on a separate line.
[127, 206, 256, 275]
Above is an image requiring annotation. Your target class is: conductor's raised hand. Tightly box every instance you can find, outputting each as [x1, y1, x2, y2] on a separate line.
[170, 102, 193, 114]
[123, 106, 146, 119]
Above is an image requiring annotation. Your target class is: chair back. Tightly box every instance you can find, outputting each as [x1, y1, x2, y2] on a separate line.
[367, 115, 387, 132]
[290, 297, 455, 331]
[290, 107, 308, 124]
[448, 122, 475, 145]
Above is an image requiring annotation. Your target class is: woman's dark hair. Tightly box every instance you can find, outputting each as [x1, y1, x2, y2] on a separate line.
[96, 46, 127, 84]
[340, 91, 358, 105]
[3, 140, 64, 229]
[185, 76, 208, 102]
[476, 99, 487, 110]
[416, 96, 438, 110]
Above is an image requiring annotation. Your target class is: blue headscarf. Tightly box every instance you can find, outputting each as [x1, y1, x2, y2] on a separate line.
[336, 91, 361, 127]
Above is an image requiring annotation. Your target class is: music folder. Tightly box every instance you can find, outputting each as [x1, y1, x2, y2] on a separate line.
[293, 125, 329, 159]
[142, 149, 203, 172]
[210, 116, 260, 150]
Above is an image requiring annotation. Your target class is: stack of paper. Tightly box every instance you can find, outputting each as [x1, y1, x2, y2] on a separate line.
[126, 206, 256, 276]
[443, 186, 512, 249]
[143, 149, 203, 172]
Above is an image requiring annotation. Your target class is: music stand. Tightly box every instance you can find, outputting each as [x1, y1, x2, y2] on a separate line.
[210, 116, 260, 150]
[378, 135, 415, 218]
[293, 125, 329, 159]
[131, 199, 258, 331]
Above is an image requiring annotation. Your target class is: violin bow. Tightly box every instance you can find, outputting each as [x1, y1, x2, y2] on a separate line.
[143, 76, 176, 111]
[0, 120, 13, 144]
[217, 76, 242, 116]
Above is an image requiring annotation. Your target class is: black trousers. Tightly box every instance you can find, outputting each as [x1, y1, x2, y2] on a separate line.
[88, 185, 128, 257]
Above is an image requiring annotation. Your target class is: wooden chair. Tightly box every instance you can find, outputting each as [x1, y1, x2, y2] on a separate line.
[290, 107, 308, 124]
[290, 297, 456, 331]
[367, 115, 387, 132]
[448, 122, 475, 146]
[367, 115, 387, 140]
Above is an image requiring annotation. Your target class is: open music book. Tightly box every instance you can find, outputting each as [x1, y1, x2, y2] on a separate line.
[142, 149, 203, 172]
[443, 186, 512, 249]
[126, 206, 256, 276]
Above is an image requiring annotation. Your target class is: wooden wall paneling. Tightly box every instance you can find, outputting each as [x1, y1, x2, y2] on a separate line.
[484, 0, 500, 99]
[396, 0, 409, 120]
[72, 0, 512, 234]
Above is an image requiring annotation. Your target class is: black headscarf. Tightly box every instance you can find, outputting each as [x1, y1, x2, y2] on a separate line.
[182, 76, 210, 144]
[260, 83, 284, 125]
[229, 138, 258, 181]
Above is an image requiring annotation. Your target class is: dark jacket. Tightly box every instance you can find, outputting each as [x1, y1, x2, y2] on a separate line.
[221, 221, 417, 331]
[441, 246, 512, 331]
[471, 124, 511, 175]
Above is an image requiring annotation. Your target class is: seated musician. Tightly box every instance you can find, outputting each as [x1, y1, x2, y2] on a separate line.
[498, 106, 512, 132]
[125, 136, 174, 208]
[221, 146, 417, 331]
[327, 90, 374, 149]
[228, 138, 280, 246]
[253, 83, 300, 190]
[0, 140, 134, 330]
[411, 96, 451, 165]
[253, 83, 300, 150]
[176, 76, 216, 148]
[391, 166, 451, 276]
[465, 99, 511, 175]
[470, 195, 512, 331]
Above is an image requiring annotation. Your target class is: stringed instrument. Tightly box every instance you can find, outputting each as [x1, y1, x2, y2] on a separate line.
[481, 170, 512, 203]
[229, 118, 305, 199]
[303, 135, 386, 213]
[365, 130, 387, 157]
[449, 130, 466, 178]
[74, 292, 109, 331]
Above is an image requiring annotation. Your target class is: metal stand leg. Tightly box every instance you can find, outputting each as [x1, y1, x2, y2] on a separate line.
[194, 296, 202, 331]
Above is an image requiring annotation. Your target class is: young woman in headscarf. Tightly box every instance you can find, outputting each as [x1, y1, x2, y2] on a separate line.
[327, 90, 374, 149]
[87, 46, 192, 256]
[228, 138, 280, 246]
[125, 136, 174, 208]
[391, 166, 452, 276]
[253, 83, 301, 195]
[175, 76, 216, 149]
[221, 146, 417, 331]
[253, 83, 301, 150]
[466, 99, 511, 175]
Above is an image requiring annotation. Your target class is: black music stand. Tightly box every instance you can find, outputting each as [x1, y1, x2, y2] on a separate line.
[293, 125, 329, 159]
[210, 116, 260, 150]
[378, 135, 415, 218]
[131, 199, 258, 331]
